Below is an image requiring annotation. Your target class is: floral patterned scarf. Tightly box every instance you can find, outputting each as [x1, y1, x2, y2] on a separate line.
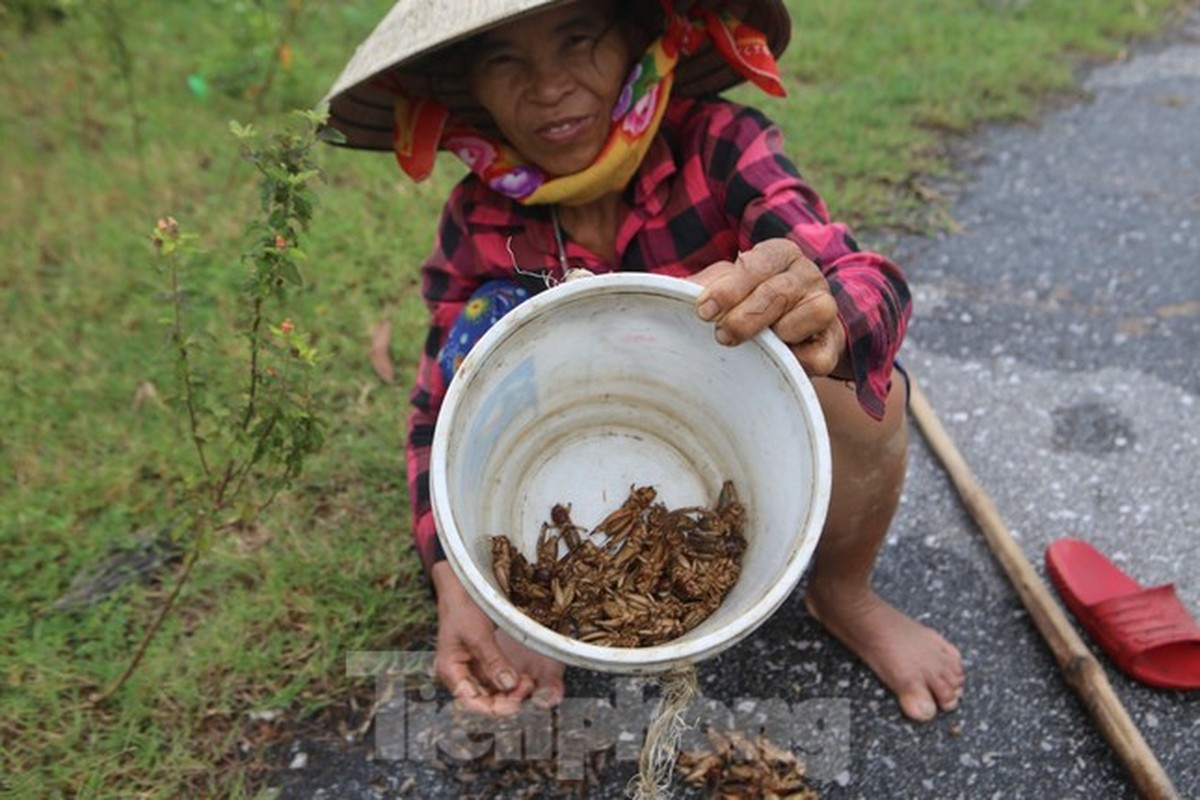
[389, 2, 785, 206]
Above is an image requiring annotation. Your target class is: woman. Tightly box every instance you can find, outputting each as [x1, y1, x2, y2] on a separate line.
[323, 0, 964, 721]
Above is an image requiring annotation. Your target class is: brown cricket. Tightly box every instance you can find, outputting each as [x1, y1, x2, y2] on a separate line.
[491, 481, 748, 647]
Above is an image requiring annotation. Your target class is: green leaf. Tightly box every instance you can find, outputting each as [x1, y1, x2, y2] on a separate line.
[228, 120, 255, 140]
[279, 260, 302, 286]
[316, 125, 347, 145]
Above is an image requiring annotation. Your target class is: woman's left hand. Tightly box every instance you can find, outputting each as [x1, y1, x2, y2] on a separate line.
[692, 238, 848, 378]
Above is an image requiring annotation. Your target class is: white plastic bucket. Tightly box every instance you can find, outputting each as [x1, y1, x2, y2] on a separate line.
[430, 273, 831, 674]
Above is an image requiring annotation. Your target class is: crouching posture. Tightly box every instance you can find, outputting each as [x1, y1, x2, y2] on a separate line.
[322, 0, 964, 721]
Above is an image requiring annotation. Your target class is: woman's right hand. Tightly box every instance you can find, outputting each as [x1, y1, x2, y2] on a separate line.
[431, 561, 565, 715]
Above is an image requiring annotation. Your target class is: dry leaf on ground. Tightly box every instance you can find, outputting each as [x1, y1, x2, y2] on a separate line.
[370, 320, 395, 384]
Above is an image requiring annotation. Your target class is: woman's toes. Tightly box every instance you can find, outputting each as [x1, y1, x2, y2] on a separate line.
[899, 689, 939, 722]
[931, 672, 964, 711]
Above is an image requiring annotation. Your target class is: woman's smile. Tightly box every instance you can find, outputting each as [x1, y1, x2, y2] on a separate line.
[535, 113, 598, 144]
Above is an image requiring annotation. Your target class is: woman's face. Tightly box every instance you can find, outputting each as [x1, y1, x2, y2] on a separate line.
[467, 1, 632, 177]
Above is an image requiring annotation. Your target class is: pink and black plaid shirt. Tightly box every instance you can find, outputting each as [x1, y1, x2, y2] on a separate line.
[407, 96, 911, 574]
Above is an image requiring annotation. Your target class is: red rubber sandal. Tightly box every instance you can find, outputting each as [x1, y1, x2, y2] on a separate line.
[1045, 538, 1200, 691]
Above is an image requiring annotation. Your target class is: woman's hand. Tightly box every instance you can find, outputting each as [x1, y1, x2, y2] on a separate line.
[692, 238, 848, 378]
[431, 561, 565, 715]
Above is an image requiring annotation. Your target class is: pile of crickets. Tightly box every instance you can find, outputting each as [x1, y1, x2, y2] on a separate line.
[491, 481, 748, 647]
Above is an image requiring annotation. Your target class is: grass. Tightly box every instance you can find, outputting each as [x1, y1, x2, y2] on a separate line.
[0, 0, 1192, 796]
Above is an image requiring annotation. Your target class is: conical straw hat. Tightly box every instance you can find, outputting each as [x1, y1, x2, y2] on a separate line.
[321, 0, 790, 151]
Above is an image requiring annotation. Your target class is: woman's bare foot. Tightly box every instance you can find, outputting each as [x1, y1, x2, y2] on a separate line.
[805, 580, 964, 722]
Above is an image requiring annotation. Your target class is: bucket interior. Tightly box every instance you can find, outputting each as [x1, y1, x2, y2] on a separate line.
[432, 275, 830, 672]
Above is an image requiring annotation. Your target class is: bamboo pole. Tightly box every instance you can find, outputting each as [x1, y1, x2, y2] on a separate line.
[907, 377, 1179, 800]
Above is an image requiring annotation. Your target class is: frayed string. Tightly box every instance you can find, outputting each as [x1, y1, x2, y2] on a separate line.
[627, 666, 698, 800]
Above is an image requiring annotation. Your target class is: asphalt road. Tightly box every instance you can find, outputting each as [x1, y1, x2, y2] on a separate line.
[274, 10, 1200, 799]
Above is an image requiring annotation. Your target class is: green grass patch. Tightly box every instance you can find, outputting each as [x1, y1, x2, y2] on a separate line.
[1, 0, 1191, 795]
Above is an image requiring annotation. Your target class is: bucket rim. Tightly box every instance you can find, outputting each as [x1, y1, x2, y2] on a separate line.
[429, 272, 832, 673]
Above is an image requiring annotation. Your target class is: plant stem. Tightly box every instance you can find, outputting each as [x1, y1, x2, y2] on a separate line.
[90, 533, 201, 705]
[170, 250, 211, 479]
[242, 296, 264, 432]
